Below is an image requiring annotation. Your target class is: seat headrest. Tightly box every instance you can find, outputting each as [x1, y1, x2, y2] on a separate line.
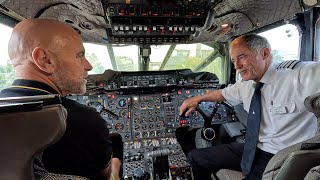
[305, 92, 320, 118]
[0, 95, 66, 180]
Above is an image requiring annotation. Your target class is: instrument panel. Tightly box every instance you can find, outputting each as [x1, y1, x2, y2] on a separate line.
[70, 88, 227, 141]
[70, 87, 228, 179]
[69, 69, 229, 179]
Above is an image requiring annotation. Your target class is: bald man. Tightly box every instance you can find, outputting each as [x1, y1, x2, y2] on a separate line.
[0, 19, 120, 180]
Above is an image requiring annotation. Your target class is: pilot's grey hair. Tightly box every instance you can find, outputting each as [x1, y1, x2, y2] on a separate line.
[240, 34, 271, 54]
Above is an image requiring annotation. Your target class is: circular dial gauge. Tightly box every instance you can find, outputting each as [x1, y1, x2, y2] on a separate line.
[118, 99, 127, 107]
[115, 123, 124, 131]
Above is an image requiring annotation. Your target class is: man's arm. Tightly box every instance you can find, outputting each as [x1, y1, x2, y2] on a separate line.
[101, 133, 123, 180]
[179, 89, 225, 116]
[110, 158, 121, 180]
[100, 158, 121, 180]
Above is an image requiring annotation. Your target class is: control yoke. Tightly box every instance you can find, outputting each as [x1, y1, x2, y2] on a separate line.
[195, 101, 235, 141]
[195, 102, 221, 141]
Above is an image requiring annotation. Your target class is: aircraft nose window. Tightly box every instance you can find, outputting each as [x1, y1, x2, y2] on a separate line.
[83, 42, 225, 83]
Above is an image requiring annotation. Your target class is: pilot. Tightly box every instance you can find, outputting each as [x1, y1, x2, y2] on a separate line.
[0, 19, 121, 180]
[179, 34, 320, 179]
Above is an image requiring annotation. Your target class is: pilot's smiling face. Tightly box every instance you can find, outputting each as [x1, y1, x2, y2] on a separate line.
[230, 39, 265, 82]
[52, 34, 93, 95]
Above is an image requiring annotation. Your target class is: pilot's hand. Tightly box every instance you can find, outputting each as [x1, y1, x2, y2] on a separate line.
[101, 157, 121, 180]
[111, 157, 121, 176]
[179, 95, 202, 117]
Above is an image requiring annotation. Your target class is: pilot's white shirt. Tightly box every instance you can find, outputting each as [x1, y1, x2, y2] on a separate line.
[221, 61, 320, 154]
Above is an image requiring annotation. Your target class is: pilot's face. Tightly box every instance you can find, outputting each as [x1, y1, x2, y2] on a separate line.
[230, 39, 266, 82]
[52, 34, 93, 95]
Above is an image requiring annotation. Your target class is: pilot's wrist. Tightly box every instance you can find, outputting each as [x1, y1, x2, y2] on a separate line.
[197, 94, 205, 103]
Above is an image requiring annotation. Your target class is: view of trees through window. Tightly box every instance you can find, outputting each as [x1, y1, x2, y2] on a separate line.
[0, 59, 15, 90]
[202, 57, 226, 84]
[0, 23, 300, 90]
[0, 23, 231, 90]
[162, 44, 213, 70]
[85, 53, 105, 74]
[0, 23, 13, 90]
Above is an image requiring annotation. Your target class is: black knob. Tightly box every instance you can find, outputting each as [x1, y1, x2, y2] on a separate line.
[202, 128, 215, 141]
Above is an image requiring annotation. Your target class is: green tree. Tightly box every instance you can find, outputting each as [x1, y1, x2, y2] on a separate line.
[0, 59, 15, 90]
[271, 50, 285, 63]
[116, 56, 135, 71]
[86, 53, 105, 74]
[202, 57, 226, 83]
[175, 56, 201, 69]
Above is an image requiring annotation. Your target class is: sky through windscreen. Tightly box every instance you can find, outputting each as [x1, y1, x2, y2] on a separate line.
[0, 23, 300, 67]
[0, 23, 12, 65]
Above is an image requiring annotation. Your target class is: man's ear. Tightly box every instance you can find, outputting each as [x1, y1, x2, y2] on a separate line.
[31, 47, 55, 74]
[262, 47, 271, 60]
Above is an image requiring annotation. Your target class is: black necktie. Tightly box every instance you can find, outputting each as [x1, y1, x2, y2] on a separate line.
[241, 82, 264, 175]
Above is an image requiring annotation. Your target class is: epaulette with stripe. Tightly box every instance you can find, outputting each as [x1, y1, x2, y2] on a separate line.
[276, 60, 301, 70]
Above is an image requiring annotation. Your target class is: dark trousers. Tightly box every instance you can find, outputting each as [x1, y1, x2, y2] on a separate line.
[187, 143, 274, 180]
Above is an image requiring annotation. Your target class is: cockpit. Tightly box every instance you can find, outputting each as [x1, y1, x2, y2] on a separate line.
[1, 0, 320, 180]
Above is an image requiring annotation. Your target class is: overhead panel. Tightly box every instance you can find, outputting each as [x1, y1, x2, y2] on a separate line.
[103, 0, 210, 45]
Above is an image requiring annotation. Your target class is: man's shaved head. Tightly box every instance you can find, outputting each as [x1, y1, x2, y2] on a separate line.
[8, 18, 93, 96]
[8, 19, 80, 66]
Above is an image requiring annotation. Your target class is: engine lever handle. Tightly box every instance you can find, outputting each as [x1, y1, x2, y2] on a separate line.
[103, 108, 120, 120]
[97, 104, 119, 120]
[180, 108, 189, 118]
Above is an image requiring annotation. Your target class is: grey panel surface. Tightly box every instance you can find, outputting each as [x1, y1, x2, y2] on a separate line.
[0, 0, 305, 44]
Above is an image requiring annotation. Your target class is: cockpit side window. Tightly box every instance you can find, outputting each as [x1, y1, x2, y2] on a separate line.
[0, 23, 14, 91]
[235, 24, 301, 82]
[259, 24, 301, 63]
[315, 18, 320, 62]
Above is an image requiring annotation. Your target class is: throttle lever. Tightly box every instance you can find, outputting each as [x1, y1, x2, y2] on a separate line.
[97, 104, 119, 120]
[180, 108, 189, 118]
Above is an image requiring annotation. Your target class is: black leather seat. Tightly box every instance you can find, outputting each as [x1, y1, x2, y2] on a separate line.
[0, 95, 88, 180]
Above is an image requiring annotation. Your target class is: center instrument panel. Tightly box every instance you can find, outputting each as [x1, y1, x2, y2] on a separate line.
[69, 70, 230, 180]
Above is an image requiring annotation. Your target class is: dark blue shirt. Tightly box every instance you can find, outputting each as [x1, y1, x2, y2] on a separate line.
[0, 79, 113, 179]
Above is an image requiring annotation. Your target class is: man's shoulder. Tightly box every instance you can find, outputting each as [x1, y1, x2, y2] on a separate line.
[275, 60, 317, 72]
[61, 97, 105, 124]
[0, 86, 52, 97]
[223, 80, 254, 94]
[271, 61, 313, 80]
[0, 87, 30, 97]
[61, 97, 96, 113]
[274, 61, 318, 80]
[234, 79, 255, 87]
[276, 60, 302, 70]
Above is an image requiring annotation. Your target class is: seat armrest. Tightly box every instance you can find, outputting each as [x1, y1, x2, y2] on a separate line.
[216, 169, 244, 180]
[274, 149, 320, 180]
[304, 165, 320, 180]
